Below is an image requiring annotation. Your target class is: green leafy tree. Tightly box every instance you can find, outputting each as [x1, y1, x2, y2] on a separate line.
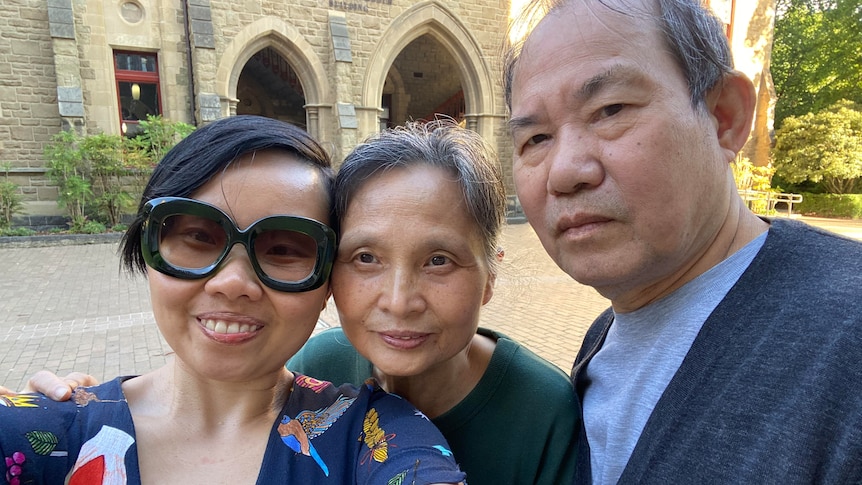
[42, 118, 193, 232]
[733, 157, 778, 215]
[121, 135, 154, 212]
[772, 0, 862, 129]
[81, 133, 133, 226]
[129, 115, 196, 165]
[44, 130, 92, 224]
[773, 100, 862, 194]
[733, 157, 776, 192]
[125, 115, 195, 207]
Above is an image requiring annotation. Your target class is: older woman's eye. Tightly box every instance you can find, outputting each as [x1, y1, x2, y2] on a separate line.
[429, 255, 449, 266]
[358, 253, 375, 264]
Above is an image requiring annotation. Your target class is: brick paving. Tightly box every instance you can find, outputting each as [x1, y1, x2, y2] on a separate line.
[2, 217, 859, 390]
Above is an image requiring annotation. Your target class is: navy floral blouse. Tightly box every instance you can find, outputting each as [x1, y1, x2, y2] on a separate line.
[0, 375, 465, 484]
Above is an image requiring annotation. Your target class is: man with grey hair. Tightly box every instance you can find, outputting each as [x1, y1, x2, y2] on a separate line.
[505, 0, 862, 483]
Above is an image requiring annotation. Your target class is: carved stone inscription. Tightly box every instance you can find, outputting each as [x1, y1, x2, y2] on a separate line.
[328, 0, 393, 12]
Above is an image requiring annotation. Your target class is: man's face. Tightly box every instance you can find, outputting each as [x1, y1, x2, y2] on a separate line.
[509, 2, 734, 308]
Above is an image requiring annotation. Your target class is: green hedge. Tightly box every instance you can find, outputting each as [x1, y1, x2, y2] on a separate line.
[796, 193, 862, 219]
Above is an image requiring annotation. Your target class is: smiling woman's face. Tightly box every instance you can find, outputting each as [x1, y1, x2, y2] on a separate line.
[331, 164, 495, 378]
[147, 150, 332, 383]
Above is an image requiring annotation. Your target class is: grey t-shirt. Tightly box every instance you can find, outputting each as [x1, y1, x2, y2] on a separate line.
[583, 233, 766, 484]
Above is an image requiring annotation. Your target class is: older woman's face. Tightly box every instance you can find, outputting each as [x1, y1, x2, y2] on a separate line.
[147, 150, 332, 383]
[331, 165, 495, 377]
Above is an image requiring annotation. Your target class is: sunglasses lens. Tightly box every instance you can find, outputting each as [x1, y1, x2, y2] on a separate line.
[253, 229, 320, 283]
[158, 213, 229, 271]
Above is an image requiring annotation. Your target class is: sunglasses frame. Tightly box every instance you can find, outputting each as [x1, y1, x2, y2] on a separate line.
[141, 196, 336, 292]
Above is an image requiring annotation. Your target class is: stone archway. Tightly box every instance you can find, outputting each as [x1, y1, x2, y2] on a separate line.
[361, 1, 497, 142]
[215, 17, 330, 140]
[381, 68, 408, 130]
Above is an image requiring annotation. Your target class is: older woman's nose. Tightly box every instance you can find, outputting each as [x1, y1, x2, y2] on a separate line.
[377, 267, 426, 317]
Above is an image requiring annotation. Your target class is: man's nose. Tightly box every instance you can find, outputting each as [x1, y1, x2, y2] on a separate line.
[546, 129, 604, 196]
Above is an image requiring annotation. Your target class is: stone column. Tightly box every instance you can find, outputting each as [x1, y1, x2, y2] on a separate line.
[47, 0, 85, 134]
[328, 12, 358, 164]
[185, 0, 216, 122]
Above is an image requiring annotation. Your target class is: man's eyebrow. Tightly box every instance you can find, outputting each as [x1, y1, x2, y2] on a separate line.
[578, 65, 640, 100]
[507, 115, 537, 135]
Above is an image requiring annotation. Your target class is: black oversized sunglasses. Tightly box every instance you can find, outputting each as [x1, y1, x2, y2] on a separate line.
[141, 197, 336, 292]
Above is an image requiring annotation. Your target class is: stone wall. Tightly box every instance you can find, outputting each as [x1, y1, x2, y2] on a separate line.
[1, 2, 60, 224]
[0, 0, 774, 226]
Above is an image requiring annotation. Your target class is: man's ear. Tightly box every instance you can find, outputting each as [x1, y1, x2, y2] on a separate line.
[706, 71, 756, 158]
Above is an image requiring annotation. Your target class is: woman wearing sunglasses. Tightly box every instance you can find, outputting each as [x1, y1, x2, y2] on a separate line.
[0, 116, 465, 484]
[13, 120, 578, 484]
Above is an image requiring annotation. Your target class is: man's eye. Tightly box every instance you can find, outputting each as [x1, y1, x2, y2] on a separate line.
[601, 104, 624, 118]
[527, 134, 548, 146]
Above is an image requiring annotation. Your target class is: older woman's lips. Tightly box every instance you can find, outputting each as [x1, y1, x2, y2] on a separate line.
[379, 331, 430, 350]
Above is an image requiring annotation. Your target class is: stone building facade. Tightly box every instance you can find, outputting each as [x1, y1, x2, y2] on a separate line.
[0, 0, 775, 226]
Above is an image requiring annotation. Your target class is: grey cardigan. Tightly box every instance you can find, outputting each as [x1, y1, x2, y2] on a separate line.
[572, 218, 862, 484]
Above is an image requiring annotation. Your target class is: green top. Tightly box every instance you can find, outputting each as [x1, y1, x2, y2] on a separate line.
[288, 327, 579, 485]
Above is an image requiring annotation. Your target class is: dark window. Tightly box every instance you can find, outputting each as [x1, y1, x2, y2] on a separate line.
[114, 51, 161, 136]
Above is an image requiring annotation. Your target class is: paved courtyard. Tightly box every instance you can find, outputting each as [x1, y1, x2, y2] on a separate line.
[1, 217, 860, 390]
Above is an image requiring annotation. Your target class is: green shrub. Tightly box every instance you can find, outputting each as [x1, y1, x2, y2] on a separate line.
[69, 216, 107, 234]
[0, 182, 22, 229]
[81, 220, 107, 234]
[38, 118, 194, 233]
[796, 193, 862, 219]
[0, 226, 35, 237]
[733, 157, 780, 215]
[44, 131, 92, 222]
[773, 100, 862, 194]
[733, 157, 775, 192]
[0, 162, 24, 228]
[0, 181, 20, 228]
[128, 115, 196, 166]
[82, 133, 133, 226]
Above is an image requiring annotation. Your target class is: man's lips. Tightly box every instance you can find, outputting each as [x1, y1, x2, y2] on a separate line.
[556, 214, 613, 237]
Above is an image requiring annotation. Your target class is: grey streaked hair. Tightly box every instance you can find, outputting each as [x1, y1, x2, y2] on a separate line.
[334, 119, 506, 272]
[503, 0, 734, 111]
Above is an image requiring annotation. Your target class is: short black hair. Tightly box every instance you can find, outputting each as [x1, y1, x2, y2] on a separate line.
[120, 115, 334, 274]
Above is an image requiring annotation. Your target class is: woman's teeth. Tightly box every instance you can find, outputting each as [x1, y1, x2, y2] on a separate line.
[202, 319, 260, 334]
